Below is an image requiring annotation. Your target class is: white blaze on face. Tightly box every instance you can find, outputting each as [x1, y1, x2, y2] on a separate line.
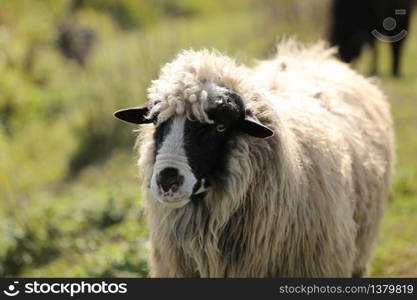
[150, 116, 197, 208]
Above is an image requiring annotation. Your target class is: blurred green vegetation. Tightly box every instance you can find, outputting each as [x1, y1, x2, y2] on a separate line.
[0, 0, 416, 277]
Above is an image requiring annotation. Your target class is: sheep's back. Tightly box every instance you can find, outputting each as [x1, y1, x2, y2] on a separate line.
[252, 41, 394, 276]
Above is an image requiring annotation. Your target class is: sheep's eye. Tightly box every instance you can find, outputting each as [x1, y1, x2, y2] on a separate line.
[216, 124, 226, 133]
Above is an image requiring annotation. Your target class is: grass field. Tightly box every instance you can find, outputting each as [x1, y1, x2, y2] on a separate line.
[0, 0, 416, 277]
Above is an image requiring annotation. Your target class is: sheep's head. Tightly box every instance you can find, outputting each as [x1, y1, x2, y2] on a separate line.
[114, 86, 273, 208]
[114, 50, 273, 208]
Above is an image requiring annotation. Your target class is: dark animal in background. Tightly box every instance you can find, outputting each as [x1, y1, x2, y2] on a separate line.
[57, 23, 96, 66]
[329, 0, 412, 77]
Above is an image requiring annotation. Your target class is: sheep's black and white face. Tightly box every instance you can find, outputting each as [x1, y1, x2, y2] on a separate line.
[114, 89, 273, 208]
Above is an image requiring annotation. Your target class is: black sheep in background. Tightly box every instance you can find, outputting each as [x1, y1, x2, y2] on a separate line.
[329, 0, 412, 77]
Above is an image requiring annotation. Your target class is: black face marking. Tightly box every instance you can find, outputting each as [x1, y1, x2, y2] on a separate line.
[153, 118, 173, 158]
[183, 102, 242, 186]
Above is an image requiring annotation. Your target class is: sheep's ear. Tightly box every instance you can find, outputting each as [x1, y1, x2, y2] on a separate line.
[240, 116, 274, 138]
[113, 103, 152, 124]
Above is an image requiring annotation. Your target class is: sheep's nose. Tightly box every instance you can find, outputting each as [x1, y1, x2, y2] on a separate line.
[157, 168, 184, 193]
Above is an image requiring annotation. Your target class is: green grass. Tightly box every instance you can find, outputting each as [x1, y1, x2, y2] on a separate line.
[0, 0, 416, 277]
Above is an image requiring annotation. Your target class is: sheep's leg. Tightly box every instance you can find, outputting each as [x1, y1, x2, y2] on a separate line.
[149, 252, 171, 277]
[149, 247, 198, 277]
[352, 267, 366, 278]
[352, 173, 389, 279]
[149, 262, 172, 277]
[148, 247, 179, 277]
[391, 40, 403, 77]
[369, 40, 378, 76]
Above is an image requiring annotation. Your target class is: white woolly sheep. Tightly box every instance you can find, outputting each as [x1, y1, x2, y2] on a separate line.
[114, 40, 394, 277]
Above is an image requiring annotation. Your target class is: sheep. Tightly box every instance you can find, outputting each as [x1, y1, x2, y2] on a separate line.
[114, 40, 395, 277]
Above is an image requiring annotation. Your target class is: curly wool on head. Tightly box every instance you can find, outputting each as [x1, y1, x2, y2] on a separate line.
[146, 49, 256, 125]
